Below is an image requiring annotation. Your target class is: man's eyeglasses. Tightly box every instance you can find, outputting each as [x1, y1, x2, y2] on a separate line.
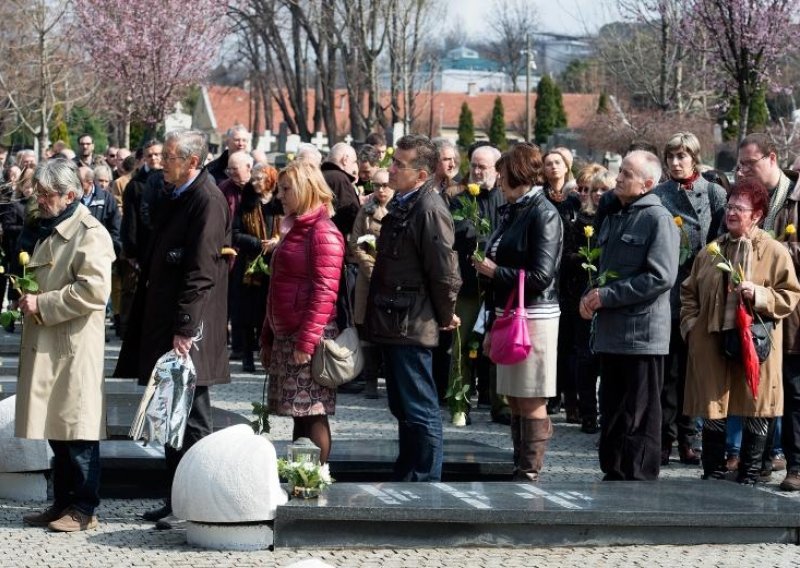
[390, 158, 419, 171]
[161, 153, 187, 162]
[736, 155, 769, 171]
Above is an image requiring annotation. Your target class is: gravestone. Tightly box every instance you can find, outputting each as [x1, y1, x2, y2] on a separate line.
[274, 480, 800, 548]
[310, 132, 328, 151]
[173, 424, 286, 550]
[391, 122, 405, 145]
[164, 102, 192, 133]
[0, 396, 51, 501]
[277, 123, 289, 153]
[343, 134, 354, 145]
[257, 130, 277, 153]
[285, 134, 301, 154]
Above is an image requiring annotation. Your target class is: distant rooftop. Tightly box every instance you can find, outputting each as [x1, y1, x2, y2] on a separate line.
[440, 46, 500, 72]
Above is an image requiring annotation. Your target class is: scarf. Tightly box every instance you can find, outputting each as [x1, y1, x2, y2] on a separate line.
[35, 200, 79, 245]
[677, 171, 700, 190]
[764, 171, 792, 231]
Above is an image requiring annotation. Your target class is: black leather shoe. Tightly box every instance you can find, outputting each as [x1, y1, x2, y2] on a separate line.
[141, 503, 172, 522]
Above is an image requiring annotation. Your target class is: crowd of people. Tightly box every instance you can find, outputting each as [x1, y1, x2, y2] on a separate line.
[3, 125, 800, 532]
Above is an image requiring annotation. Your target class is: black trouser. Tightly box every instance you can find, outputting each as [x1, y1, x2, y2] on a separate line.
[783, 354, 800, 473]
[556, 311, 576, 409]
[164, 386, 213, 488]
[49, 440, 101, 515]
[599, 353, 664, 481]
[572, 313, 599, 420]
[433, 330, 453, 403]
[661, 323, 696, 446]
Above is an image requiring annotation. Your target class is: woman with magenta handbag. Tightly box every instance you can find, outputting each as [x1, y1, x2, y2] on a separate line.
[474, 143, 563, 481]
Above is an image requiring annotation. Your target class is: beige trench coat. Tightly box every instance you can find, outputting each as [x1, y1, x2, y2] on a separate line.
[348, 200, 389, 326]
[15, 204, 115, 440]
[681, 229, 800, 418]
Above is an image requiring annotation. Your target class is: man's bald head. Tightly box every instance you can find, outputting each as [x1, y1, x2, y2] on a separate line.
[326, 142, 358, 178]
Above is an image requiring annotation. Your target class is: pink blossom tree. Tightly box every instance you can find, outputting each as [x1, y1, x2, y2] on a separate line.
[687, 0, 797, 142]
[72, 0, 232, 144]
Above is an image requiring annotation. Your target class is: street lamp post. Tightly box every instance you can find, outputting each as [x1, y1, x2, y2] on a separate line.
[525, 34, 532, 143]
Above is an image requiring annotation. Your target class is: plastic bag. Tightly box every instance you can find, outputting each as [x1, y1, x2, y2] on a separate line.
[130, 350, 197, 450]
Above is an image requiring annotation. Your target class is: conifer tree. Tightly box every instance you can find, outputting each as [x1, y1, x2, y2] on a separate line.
[488, 96, 507, 151]
[534, 75, 567, 144]
[457, 102, 475, 149]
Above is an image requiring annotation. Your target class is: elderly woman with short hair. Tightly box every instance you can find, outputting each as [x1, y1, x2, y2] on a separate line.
[682, 178, 800, 483]
[653, 132, 727, 466]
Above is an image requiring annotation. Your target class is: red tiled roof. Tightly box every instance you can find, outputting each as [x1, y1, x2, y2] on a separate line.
[203, 84, 599, 139]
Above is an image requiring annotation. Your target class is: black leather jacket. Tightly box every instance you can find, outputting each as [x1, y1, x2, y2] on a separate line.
[485, 187, 563, 313]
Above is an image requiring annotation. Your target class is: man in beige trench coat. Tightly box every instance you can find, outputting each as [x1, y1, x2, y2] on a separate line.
[15, 159, 115, 532]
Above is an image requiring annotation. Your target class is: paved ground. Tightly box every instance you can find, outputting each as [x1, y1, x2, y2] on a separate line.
[1, 334, 800, 567]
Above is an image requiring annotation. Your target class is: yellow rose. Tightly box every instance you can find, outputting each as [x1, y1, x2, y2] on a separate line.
[673, 216, 683, 228]
[220, 247, 238, 257]
[286, 153, 295, 162]
[0, 266, 4, 274]
[385, 147, 395, 156]
[18, 251, 30, 267]
[786, 224, 797, 236]
[467, 183, 481, 197]
[707, 242, 721, 256]
[583, 225, 595, 238]
[468, 349, 478, 360]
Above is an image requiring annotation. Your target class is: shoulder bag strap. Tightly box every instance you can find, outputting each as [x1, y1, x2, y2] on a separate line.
[517, 269, 526, 312]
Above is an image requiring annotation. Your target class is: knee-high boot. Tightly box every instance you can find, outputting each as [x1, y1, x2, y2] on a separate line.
[510, 414, 521, 476]
[701, 427, 727, 480]
[514, 417, 552, 482]
[737, 428, 768, 485]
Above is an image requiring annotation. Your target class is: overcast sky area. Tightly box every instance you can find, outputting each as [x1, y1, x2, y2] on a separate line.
[448, 0, 622, 37]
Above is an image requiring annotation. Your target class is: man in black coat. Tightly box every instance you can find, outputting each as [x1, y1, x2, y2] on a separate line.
[206, 125, 251, 184]
[77, 166, 122, 256]
[115, 129, 231, 529]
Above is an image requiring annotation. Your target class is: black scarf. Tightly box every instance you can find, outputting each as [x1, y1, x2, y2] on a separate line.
[35, 200, 80, 244]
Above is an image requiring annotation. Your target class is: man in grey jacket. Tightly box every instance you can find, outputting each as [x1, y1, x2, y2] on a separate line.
[580, 150, 679, 481]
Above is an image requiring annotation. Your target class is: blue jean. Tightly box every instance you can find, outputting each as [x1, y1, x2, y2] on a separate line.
[48, 440, 100, 515]
[382, 345, 443, 482]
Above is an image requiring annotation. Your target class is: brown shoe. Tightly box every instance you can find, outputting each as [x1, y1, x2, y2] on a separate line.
[726, 455, 740, 472]
[772, 453, 786, 472]
[22, 505, 67, 527]
[780, 471, 800, 491]
[679, 443, 701, 465]
[48, 508, 98, 532]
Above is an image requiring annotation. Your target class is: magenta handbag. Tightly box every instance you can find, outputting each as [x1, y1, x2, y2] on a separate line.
[488, 270, 531, 365]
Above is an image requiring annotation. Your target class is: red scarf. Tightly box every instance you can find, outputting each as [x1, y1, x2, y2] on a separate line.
[678, 171, 700, 190]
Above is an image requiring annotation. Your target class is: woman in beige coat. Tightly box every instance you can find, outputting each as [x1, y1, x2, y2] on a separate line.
[681, 178, 800, 483]
[15, 159, 115, 532]
[348, 168, 393, 398]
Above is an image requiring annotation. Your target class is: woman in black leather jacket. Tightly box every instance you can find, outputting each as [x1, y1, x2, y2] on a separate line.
[474, 143, 563, 481]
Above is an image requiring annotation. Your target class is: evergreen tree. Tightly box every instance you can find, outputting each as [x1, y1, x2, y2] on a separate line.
[457, 102, 475, 149]
[488, 96, 507, 151]
[68, 106, 108, 153]
[597, 92, 609, 114]
[534, 75, 567, 144]
[748, 87, 769, 133]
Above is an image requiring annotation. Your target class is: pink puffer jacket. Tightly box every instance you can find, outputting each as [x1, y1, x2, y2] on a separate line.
[262, 205, 345, 355]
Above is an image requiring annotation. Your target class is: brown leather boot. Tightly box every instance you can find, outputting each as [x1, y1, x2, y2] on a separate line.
[678, 442, 701, 465]
[514, 417, 553, 482]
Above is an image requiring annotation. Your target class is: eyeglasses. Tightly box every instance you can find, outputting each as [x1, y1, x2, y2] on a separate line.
[735, 155, 769, 172]
[578, 186, 590, 194]
[35, 188, 59, 199]
[724, 204, 753, 214]
[390, 158, 419, 171]
[161, 153, 187, 162]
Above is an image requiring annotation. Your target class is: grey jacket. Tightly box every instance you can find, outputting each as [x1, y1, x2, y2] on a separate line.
[653, 176, 726, 319]
[593, 192, 679, 355]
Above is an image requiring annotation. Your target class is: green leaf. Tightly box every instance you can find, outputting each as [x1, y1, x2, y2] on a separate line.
[0, 311, 16, 328]
[479, 218, 491, 234]
[452, 214, 465, 221]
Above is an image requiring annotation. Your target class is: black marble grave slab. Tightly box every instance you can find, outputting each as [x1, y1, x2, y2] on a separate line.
[273, 481, 800, 548]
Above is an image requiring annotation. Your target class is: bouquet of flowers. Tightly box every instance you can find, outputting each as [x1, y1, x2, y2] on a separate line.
[277, 458, 334, 497]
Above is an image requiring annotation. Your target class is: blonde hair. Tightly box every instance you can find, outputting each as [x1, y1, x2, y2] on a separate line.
[582, 170, 616, 215]
[278, 160, 334, 216]
[577, 163, 606, 188]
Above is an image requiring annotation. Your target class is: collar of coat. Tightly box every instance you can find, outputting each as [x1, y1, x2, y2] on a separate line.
[618, 191, 662, 211]
[780, 169, 800, 202]
[717, 228, 772, 261]
[53, 203, 96, 241]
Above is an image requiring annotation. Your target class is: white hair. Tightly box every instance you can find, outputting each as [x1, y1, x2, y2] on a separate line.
[326, 142, 356, 165]
[629, 150, 662, 185]
[296, 143, 323, 166]
[228, 150, 254, 168]
[165, 129, 209, 165]
[34, 159, 81, 196]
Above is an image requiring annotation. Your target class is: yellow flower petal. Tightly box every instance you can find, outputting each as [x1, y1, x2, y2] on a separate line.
[583, 225, 595, 238]
[707, 242, 721, 256]
[18, 251, 30, 267]
[221, 247, 238, 257]
[673, 216, 683, 228]
[385, 147, 394, 156]
[467, 183, 481, 197]
[786, 224, 796, 235]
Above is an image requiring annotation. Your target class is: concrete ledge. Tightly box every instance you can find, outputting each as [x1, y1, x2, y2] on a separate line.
[0, 472, 48, 501]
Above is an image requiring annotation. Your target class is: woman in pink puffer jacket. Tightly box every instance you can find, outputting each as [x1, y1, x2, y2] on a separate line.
[260, 161, 344, 462]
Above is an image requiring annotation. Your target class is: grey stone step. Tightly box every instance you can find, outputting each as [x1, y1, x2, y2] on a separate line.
[273, 480, 800, 548]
